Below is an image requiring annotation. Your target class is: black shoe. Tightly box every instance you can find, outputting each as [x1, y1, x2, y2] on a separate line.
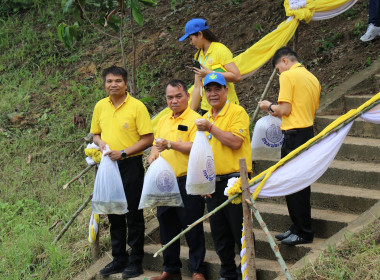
[275, 230, 292, 241]
[122, 264, 143, 278]
[99, 261, 126, 276]
[281, 233, 313, 246]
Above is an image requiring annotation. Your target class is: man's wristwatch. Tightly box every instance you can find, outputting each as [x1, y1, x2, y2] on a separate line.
[121, 150, 127, 159]
[167, 140, 172, 150]
[268, 103, 275, 113]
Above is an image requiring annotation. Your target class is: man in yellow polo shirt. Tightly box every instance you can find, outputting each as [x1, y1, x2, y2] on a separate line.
[195, 72, 251, 280]
[259, 47, 321, 246]
[148, 80, 206, 280]
[90, 66, 154, 278]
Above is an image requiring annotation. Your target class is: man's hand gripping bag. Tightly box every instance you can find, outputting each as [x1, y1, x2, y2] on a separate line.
[92, 146, 128, 214]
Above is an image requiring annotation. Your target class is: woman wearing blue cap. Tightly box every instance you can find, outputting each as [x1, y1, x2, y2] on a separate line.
[179, 18, 241, 115]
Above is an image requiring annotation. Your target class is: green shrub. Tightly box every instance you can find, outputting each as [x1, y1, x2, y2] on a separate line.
[0, 0, 36, 16]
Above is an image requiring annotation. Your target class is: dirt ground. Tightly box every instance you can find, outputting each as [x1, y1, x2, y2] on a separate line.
[78, 0, 379, 117]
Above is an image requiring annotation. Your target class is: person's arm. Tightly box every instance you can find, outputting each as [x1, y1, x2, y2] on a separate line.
[147, 145, 159, 164]
[155, 139, 193, 154]
[195, 119, 243, 150]
[222, 62, 241, 83]
[93, 134, 107, 151]
[190, 73, 203, 111]
[258, 100, 292, 117]
[105, 133, 154, 161]
[192, 62, 241, 83]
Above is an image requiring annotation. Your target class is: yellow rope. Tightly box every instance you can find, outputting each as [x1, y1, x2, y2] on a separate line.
[250, 92, 380, 200]
[241, 223, 248, 279]
[226, 92, 380, 203]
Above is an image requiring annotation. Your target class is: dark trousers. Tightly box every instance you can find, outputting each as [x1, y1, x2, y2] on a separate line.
[206, 179, 243, 279]
[369, 0, 380, 26]
[281, 127, 314, 241]
[157, 176, 206, 274]
[108, 155, 145, 265]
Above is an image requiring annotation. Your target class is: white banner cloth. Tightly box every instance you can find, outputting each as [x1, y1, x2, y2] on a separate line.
[360, 104, 380, 124]
[248, 103, 380, 198]
[249, 122, 353, 198]
[312, 0, 358, 21]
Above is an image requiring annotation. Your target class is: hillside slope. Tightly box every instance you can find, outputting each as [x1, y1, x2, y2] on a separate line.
[0, 0, 379, 279]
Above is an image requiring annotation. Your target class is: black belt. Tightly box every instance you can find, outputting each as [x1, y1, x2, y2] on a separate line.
[216, 172, 241, 182]
[282, 126, 313, 135]
[118, 154, 142, 164]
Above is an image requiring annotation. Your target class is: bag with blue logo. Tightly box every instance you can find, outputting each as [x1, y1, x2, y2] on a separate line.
[251, 115, 284, 160]
[186, 131, 216, 195]
[92, 145, 128, 214]
[139, 155, 183, 209]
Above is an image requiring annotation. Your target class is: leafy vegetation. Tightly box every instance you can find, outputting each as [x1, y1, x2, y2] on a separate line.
[0, 0, 35, 15]
[295, 218, 380, 280]
[59, 0, 157, 95]
[0, 0, 378, 279]
[315, 32, 343, 54]
[0, 1, 110, 279]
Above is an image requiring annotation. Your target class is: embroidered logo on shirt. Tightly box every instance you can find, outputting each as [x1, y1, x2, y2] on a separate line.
[239, 129, 244, 133]
[123, 122, 128, 129]
[208, 59, 213, 64]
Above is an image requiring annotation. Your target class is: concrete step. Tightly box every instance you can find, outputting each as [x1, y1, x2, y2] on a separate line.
[344, 75, 379, 96]
[336, 136, 380, 163]
[253, 202, 358, 239]
[315, 115, 380, 138]
[375, 74, 380, 92]
[94, 269, 192, 280]
[143, 244, 282, 280]
[256, 183, 380, 214]
[251, 229, 324, 263]
[254, 158, 380, 190]
[318, 159, 380, 190]
[344, 95, 374, 111]
[178, 222, 322, 263]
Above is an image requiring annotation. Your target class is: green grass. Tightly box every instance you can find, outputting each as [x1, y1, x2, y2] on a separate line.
[1, 1, 379, 279]
[0, 1, 164, 278]
[294, 218, 380, 280]
[0, 2, 112, 279]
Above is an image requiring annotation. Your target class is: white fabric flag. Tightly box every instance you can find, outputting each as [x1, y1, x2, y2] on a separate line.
[312, 0, 358, 21]
[249, 122, 353, 198]
[360, 104, 380, 124]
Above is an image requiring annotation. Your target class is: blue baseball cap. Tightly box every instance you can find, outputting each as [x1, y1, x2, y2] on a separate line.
[203, 72, 227, 87]
[179, 18, 209, 42]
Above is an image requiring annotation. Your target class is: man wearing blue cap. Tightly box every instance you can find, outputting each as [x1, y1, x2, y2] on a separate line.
[179, 18, 241, 115]
[195, 72, 252, 280]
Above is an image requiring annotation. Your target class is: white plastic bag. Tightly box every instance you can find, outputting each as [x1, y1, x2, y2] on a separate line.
[251, 115, 284, 160]
[92, 146, 128, 214]
[186, 131, 216, 195]
[139, 155, 183, 209]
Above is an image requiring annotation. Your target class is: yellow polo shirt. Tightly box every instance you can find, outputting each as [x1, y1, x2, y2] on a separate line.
[90, 93, 153, 155]
[278, 63, 321, 130]
[156, 106, 201, 177]
[195, 42, 239, 111]
[203, 103, 252, 175]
